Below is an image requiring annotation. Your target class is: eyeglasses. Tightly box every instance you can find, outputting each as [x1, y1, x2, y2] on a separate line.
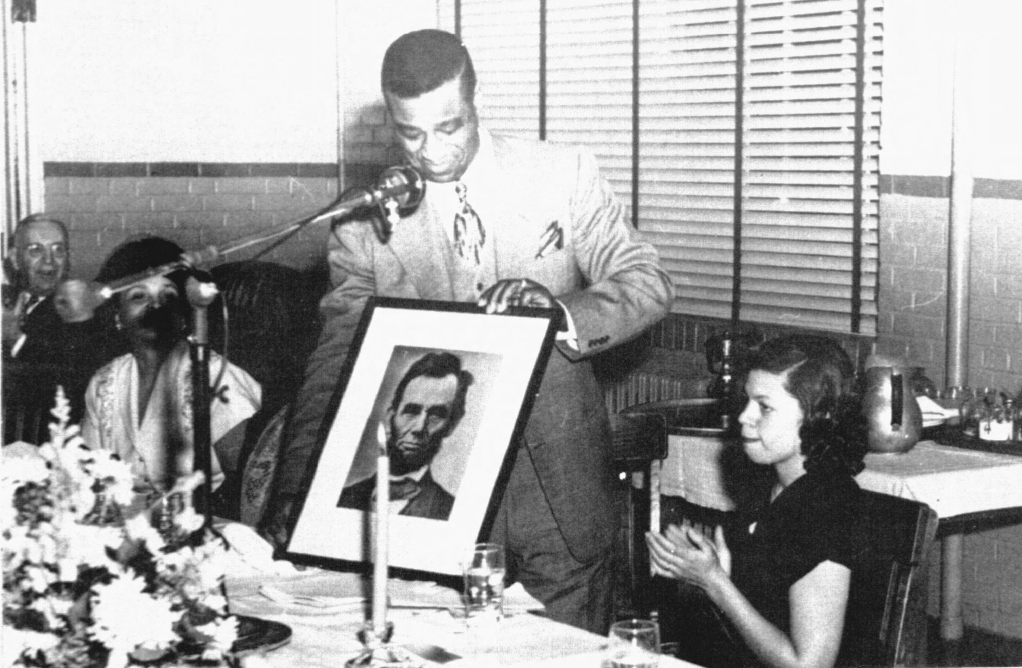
[22, 242, 68, 261]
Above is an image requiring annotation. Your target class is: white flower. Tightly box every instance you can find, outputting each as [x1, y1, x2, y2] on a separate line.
[123, 513, 167, 553]
[195, 615, 239, 656]
[1, 451, 50, 488]
[89, 574, 181, 656]
[1, 624, 59, 668]
[28, 595, 69, 631]
[60, 522, 122, 571]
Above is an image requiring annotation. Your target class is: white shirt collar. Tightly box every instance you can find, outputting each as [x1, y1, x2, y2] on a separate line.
[391, 465, 429, 483]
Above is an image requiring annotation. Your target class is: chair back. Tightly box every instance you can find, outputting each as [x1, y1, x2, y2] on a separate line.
[608, 411, 668, 617]
[209, 260, 326, 418]
[840, 490, 938, 667]
[610, 411, 668, 467]
[206, 260, 326, 520]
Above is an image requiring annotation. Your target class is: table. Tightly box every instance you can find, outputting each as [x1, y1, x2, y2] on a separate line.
[858, 441, 1022, 643]
[663, 435, 1022, 644]
[225, 567, 699, 667]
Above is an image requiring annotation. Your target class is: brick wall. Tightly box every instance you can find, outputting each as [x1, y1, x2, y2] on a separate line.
[43, 162, 344, 281]
[878, 174, 1022, 641]
[875, 175, 1022, 392]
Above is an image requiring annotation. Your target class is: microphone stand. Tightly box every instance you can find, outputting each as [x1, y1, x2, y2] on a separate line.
[185, 277, 219, 529]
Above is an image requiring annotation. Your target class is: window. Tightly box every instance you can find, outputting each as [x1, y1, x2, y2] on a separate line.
[439, 0, 882, 335]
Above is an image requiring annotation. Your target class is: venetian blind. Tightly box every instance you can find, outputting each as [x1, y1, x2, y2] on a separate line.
[438, 0, 882, 335]
[439, 1, 540, 139]
[737, 0, 881, 333]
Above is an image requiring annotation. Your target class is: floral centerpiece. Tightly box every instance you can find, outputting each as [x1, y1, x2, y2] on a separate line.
[2, 390, 238, 668]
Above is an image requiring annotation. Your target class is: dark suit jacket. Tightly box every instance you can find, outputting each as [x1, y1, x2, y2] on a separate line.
[3, 295, 119, 444]
[337, 470, 455, 521]
[275, 131, 673, 562]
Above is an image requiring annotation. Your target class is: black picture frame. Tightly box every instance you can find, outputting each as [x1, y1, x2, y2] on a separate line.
[287, 297, 558, 576]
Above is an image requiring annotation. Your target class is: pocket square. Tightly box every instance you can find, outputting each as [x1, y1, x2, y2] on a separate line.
[535, 221, 564, 259]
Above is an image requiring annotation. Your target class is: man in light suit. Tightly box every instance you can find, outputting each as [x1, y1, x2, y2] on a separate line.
[264, 29, 673, 633]
[337, 351, 471, 521]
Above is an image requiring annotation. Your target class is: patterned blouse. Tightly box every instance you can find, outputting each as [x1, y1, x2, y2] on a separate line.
[82, 341, 261, 494]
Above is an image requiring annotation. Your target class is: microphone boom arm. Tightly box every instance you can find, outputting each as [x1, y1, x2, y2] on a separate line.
[55, 165, 425, 322]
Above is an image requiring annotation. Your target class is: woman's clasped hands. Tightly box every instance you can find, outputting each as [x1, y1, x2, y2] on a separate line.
[646, 521, 732, 590]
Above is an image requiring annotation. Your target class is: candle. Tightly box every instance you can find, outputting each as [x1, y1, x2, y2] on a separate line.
[372, 421, 389, 637]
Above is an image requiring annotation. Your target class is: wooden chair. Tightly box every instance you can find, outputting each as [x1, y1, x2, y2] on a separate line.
[840, 490, 938, 667]
[608, 410, 668, 617]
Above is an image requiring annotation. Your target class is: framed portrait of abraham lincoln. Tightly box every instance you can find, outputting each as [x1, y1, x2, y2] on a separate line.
[287, 297, 558, 576]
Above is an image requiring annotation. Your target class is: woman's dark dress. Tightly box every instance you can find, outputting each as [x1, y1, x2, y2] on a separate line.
[669, 464, 862, 668]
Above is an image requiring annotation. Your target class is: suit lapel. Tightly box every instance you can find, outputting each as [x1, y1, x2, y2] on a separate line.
[385, 189, 455, 301]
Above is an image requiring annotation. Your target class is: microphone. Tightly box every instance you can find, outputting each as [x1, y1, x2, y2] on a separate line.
[52, 165, 426, 323]
[315, 165, 426, 223]
[312, 164, 425, 243]
[54, 258, 194, 323]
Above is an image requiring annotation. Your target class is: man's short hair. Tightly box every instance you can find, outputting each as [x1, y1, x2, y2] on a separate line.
[381, 29, 476, 102]
[10, 214, 69, 249]
[391, 351, 474, 425]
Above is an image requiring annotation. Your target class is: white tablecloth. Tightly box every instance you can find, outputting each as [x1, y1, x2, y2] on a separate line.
[857, 441, 1022, 518]
[664, 436, 1022, 520]
[226, 567, 698, 667]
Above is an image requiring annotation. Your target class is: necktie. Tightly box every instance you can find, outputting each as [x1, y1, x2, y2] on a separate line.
[453, 182, 485, 265]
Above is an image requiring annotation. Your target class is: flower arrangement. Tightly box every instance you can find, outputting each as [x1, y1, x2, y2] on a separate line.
[2, 389, 238, 668]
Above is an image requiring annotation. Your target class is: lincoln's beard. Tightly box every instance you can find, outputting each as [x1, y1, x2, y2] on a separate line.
[387, 421, 444, 476]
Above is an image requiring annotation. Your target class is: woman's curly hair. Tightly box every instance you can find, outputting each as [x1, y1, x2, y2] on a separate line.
[748, 334, 868, 476]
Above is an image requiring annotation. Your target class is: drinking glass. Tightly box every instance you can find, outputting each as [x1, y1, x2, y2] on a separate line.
[462, 543, 506, 626]
[604, 618, 660, 668]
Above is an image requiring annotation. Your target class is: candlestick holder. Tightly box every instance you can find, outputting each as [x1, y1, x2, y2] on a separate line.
[344, 620, 425, 667]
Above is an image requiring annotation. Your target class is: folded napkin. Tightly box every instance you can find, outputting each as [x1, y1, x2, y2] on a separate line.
[916, 395, 960, 425]
[216, 521, 301, 577]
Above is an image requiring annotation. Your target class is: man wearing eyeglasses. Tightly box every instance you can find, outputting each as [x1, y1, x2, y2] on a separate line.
[3, 214, 116, 443]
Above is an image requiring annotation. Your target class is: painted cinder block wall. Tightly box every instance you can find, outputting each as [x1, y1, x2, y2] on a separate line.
[879, 177, 1022, 638]
[876, 178, 1022, 392]
[42, 165, 340, 282]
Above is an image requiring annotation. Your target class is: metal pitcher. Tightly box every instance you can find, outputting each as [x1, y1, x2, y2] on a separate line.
[862, 366, 923, 453]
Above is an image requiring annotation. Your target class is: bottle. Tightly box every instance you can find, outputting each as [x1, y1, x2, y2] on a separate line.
[1003, 398, 1016, 443]
[1013, 396, 1022, 443]
[959, 387, 979, 438]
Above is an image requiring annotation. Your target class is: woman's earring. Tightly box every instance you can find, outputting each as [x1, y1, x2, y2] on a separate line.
[115, 315, 122, 331]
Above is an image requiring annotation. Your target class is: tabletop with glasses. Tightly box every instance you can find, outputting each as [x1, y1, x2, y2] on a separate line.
[219, 524, 699, 667]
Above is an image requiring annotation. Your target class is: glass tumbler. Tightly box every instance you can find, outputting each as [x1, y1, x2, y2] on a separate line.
[462, 542, 506, 627]
[604, 618, 660, 667]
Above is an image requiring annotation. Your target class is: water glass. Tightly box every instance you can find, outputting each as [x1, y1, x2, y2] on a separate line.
[604, 618, 660, 667]
[462, 543, 506, 626]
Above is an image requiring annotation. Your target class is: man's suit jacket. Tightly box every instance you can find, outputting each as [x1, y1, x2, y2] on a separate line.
[337, 470, 455, 521]
[276, 132, 673, 562]
[3, 296, 118, 444]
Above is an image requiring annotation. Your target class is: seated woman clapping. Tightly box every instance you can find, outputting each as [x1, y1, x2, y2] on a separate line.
[647, 334, 868, 668]
[81, 237, 261, 500]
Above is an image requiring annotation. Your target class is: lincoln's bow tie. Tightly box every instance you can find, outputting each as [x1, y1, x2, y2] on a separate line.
[388, 477, 422, 502]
